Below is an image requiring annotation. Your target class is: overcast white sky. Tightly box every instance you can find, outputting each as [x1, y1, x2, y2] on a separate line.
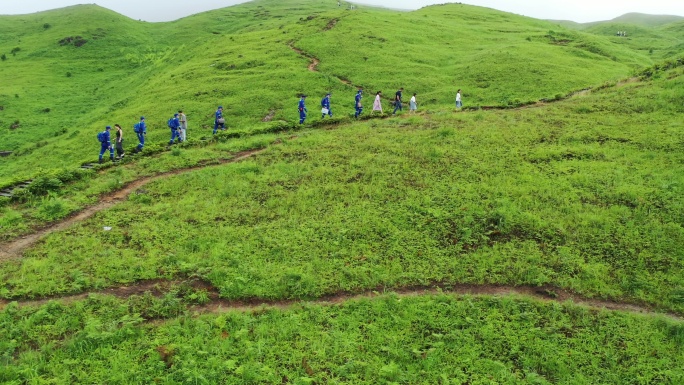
[1, 0, 683, 23]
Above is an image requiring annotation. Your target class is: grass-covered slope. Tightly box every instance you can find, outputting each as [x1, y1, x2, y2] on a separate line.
[1, 294, 683, 384]
[0, 0, 678, 185]
[2, 66, 683, 314]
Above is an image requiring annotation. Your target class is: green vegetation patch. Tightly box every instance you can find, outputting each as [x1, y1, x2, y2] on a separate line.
[1, 294, 683, 384]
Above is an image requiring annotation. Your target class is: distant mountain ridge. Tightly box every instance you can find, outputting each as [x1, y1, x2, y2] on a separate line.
[549, 12, 684, 29]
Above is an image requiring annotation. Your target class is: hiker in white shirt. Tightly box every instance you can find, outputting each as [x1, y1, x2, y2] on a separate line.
[178, 110, 187, 141]
[455, 89, 462, 108]
[409, 93, 417, 113]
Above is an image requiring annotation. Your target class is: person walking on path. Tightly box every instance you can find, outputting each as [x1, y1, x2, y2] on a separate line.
[134, 116, 146, 153]
[393, 87, 403, 115]
[178, 110, 187, 142]
[456, 89, 463, 108]
[114, 124, 125, 159]
[168, 113, 181, 145]
[372, 91, 383, 115]
[299, 95, 308, 124]
[321, 93, 332, 119]
[409, 93, 417, 113]
[354, 89, 363, 118]
[98, 125, 114, 164]
[213, 106, 225, 134]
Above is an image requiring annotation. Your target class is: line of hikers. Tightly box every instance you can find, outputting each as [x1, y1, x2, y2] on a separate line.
[298, 88, 463, 124]
[97, 111, 187, 163]
[97, 89, 464, 162]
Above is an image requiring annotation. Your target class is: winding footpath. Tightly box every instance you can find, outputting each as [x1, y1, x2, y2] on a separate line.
[0, 65, 667, 321]
[0, 149, 265, 261]
[0, 278, 681, 322]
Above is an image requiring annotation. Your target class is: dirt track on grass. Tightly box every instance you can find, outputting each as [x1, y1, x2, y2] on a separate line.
[0, 149, 264, 262]
[0, 278, 680, 322]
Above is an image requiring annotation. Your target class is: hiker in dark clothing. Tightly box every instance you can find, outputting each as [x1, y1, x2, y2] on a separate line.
[393, 87, 403, 115]
[114, 124, 125, 159]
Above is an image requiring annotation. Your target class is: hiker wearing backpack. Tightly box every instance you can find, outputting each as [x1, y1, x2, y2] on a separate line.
[299, 95, 307, 124]
[168, 113, 181, 145]
[354, 89, 363, 118]
[178, 110, 187, 141]
[213, 106, 225, 134]
[133, 116, 146, 153]
[97, 126, 114, 164]
[321, 93, 332, 119]
[393, 87, 403, 115]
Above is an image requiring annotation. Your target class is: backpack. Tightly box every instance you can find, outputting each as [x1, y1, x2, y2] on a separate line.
[97, 131, 107, 143]
[167, 118, 174, 129]
[134, 122, 141, 133]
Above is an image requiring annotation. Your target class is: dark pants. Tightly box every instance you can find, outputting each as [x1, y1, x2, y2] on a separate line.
[393, 101, 402, 114]
[115, 139, 124, 157]
[355, 106, 363, 118]
[299, 111, 307, 124]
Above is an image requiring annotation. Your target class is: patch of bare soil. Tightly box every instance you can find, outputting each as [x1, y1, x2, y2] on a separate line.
[3, 281, 680, 322]
[262, 109, 277, 122]
[324, 18, 338, 31]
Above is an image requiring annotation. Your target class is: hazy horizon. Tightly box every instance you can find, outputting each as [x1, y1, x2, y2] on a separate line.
[0, 0, 683, 24]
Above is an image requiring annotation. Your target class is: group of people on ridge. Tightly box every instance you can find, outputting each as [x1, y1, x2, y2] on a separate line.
[97, 89, 464, 162]
[97, 111, 187, 163]
[298, 88, 463, 124]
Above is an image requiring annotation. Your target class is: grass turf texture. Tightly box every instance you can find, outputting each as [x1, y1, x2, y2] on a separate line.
[1, 294, 683, 384]
[2, 67, 683, 315]
[2, 0, 683, 185]
[1, 1, 684, 382]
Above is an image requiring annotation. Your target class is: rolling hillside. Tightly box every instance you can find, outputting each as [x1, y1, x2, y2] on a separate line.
[1, 0, 680, 185]
[1, 0, 684, 382]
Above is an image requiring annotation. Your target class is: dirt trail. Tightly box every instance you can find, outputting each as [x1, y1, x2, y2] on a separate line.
[288, 43, 320, 73]
[287, 41, 362, 89]
[0, 149, 264, 261]
[0, 279, 680, 322]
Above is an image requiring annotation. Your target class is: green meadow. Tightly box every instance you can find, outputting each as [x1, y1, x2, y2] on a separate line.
[2, 0, 682, 184]
[1, 0, 684, 382]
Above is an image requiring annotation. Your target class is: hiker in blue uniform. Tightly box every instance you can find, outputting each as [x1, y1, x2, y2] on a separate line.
[299, 95, 307, 124]
[168, 113, 181, 145]
[134, 116, 146, 153]
[321, 93, 332, 119]
[393, 87, 403, 115]
[354, 89, 363, 118]
[213, 106, 225, 134]
[98, 126, 114, 163]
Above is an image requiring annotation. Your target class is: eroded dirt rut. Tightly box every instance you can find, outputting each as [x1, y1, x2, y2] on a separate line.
[0, 149, 264, 261]
[0, 279, 680, 322]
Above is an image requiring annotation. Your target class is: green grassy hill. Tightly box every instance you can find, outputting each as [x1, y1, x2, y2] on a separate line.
[550, 13, 684, 58]
[553, 12, 684, 29]
[611, 12, 684, 27]
[1, 1, 684, 382]
[1, 0, 680, 185]
[1, 58, 683, 385]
